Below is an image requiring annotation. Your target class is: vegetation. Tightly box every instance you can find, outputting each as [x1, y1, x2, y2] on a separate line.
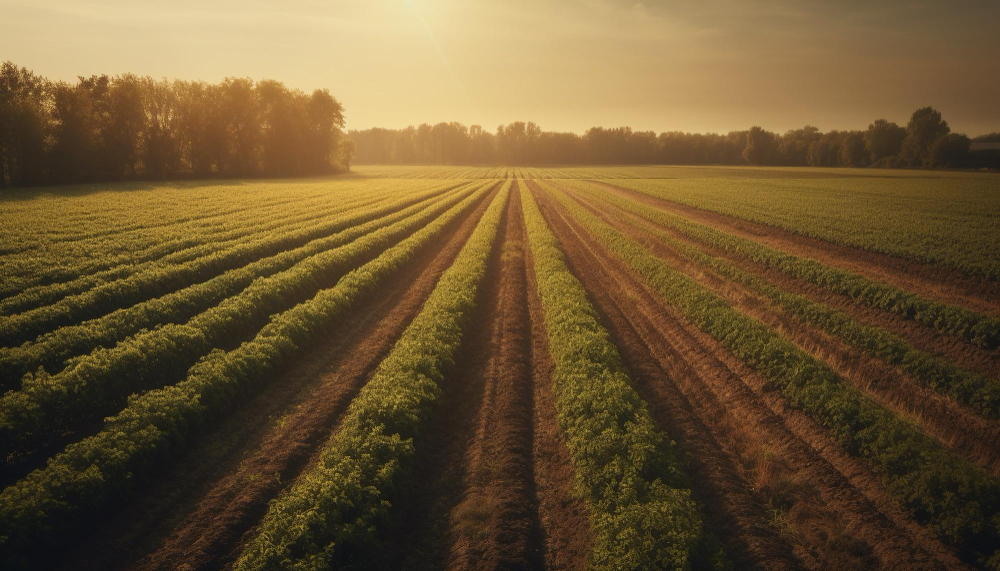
[349, 109, 993, 169]
[0, 62, 351, 188]
[0, 180, 493, 567]
[234, 181, 510, 569]
[521, 186, 715, 569]
[0, 166, 996, 569]
[542, 181, 1000, 566]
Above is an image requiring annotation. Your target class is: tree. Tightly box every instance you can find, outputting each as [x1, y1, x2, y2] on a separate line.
[0, 62, 49, 187]
[49, 81, 97, 183]
[742, 126, 778, 165]
[864, 119, 906, 165]
[929, 133, 971, 168]
[901, 106, 950, 167]
[778, 126, 821, 165]
[839, 132, 867, 167]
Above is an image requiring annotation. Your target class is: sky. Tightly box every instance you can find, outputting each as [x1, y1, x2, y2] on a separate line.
[3, 0, 999, 135]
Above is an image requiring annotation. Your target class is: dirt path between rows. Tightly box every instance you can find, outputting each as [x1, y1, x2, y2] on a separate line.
[579, 185, 1000, 380]
[384, 184, 590, 570]
[58, 186, 497, 571]
[531, 181, 967, 570]
[561, 185, 1000, 475]
[593, 181, 1000, 314]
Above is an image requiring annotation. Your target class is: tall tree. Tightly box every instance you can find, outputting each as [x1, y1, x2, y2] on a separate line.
[864, 119, 906, 165]
[0, 62, 49, 187]
[901, 106, 950, 167]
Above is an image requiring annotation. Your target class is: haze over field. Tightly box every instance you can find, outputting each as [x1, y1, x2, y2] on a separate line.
[3, 0, 999, 134]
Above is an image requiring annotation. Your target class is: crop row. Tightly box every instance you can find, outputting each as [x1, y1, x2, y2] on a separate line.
[0, 181, 436, 314]
[0, 184, 474, 387]
[0, 181, 497, 569]
[0, 181, 311, 255]
[0, 183, 490, 459]
[564, 181, 1000, 349]
[520, 186, 718, 569]
[0, 186, 338, 293]
[573, 186, 1000, 418]
[0, 182, 466, 347]
[543, 182, 1000, 566]
[234, 181, 510, 569]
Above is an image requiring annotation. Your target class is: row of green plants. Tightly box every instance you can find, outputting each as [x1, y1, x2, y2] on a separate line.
[234, 181, 510, 570]
[544, 182, 1000, 567]
[0, 184, 358, 297]
[521, 187, 720, 569]
[0, 181, 497, 569]
[0, 184, 472, 387]
[564, 180, 1000, 350]
[0, 183, 464, 346]
[574, 186, 1000, 419]
[0, 183, 489, 460]
[0, 182, 429, 315]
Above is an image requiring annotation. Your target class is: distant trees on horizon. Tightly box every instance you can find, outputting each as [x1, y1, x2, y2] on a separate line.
[0, 61, 352, 188]
[351, 108, 996, 170]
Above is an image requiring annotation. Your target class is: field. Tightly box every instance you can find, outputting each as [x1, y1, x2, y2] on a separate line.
[1, 165, 998, 570]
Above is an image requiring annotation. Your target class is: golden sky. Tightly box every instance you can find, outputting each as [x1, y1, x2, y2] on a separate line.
[3, 0, 999, 135]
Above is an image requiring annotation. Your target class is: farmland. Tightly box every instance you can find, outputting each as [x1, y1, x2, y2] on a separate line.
[0, 166, 998, 570]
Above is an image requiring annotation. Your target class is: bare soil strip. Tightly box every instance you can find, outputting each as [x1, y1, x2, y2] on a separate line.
[533, 182, 967, 570]
[58, 187, 497, 571]
[579, 187, 1000, 380]
[562, 186, 1000, 474]
[385, 185, 589, 570]
[523, 215, 593, 571]
[594, 181, 1000, 313]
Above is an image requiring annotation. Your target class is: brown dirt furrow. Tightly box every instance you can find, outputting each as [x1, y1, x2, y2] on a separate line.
[563, 186, 1000, 475]
[387, 184, 589, 571]
[447, 186, 544, 569]
[593, 180, 1000, 314]
[523, 198, 594, 570]
[59, 186, 497, 571]
[532, 183, 967, 570]
[582, 186, 1000, 380]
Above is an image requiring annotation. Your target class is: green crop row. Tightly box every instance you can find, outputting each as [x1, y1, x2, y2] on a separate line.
[0, 183, 489, 460]
[0, 184, 471, 387]
[234, 181, 510, 570]
[0, 182, 463, 347]
[0, 182, 430, 315]
[564, 180, 1000, 350]
[573, 186, 1000, 419]
[0, 185, 349, 296]
[521, 186, 718, 569]
[0, 181, 497, 569]
[543, 182, 1000, 567]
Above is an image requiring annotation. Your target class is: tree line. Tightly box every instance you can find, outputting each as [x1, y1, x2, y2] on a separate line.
[351, 107, 997, 169]
[1, 61, 352, 188]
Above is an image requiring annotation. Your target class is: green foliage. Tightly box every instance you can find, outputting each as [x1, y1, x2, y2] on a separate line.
[572, 184, 1000, 416]
[233, 181, 510, 570]
[521, 187, 712, 569]
[598, 177, 1000, 336]
[544, 182, 1000, 566]
[0, 184, 495, 568]
[0, 182, 468, 385]
[0, 183, 488, 459]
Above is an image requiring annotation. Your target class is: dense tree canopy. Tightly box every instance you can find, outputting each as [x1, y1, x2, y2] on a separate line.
[0, 62, 351, 188]
[350, 106, 991, 170]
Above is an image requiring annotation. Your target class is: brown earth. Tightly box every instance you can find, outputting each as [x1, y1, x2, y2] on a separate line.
[384, 184, 590, 571]
[530, 180, 967, 570]
[592, 181, 1000, 314]
[560, 184, 1000, 475]
[57, 184, 497, 571]
[578, 184, 1000, 380]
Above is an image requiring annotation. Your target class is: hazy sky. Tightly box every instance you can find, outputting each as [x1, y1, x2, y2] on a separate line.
[3, 0, 999, 134]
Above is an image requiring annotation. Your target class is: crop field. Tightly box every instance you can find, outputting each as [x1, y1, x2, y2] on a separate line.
[0, 165, 998, 570]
